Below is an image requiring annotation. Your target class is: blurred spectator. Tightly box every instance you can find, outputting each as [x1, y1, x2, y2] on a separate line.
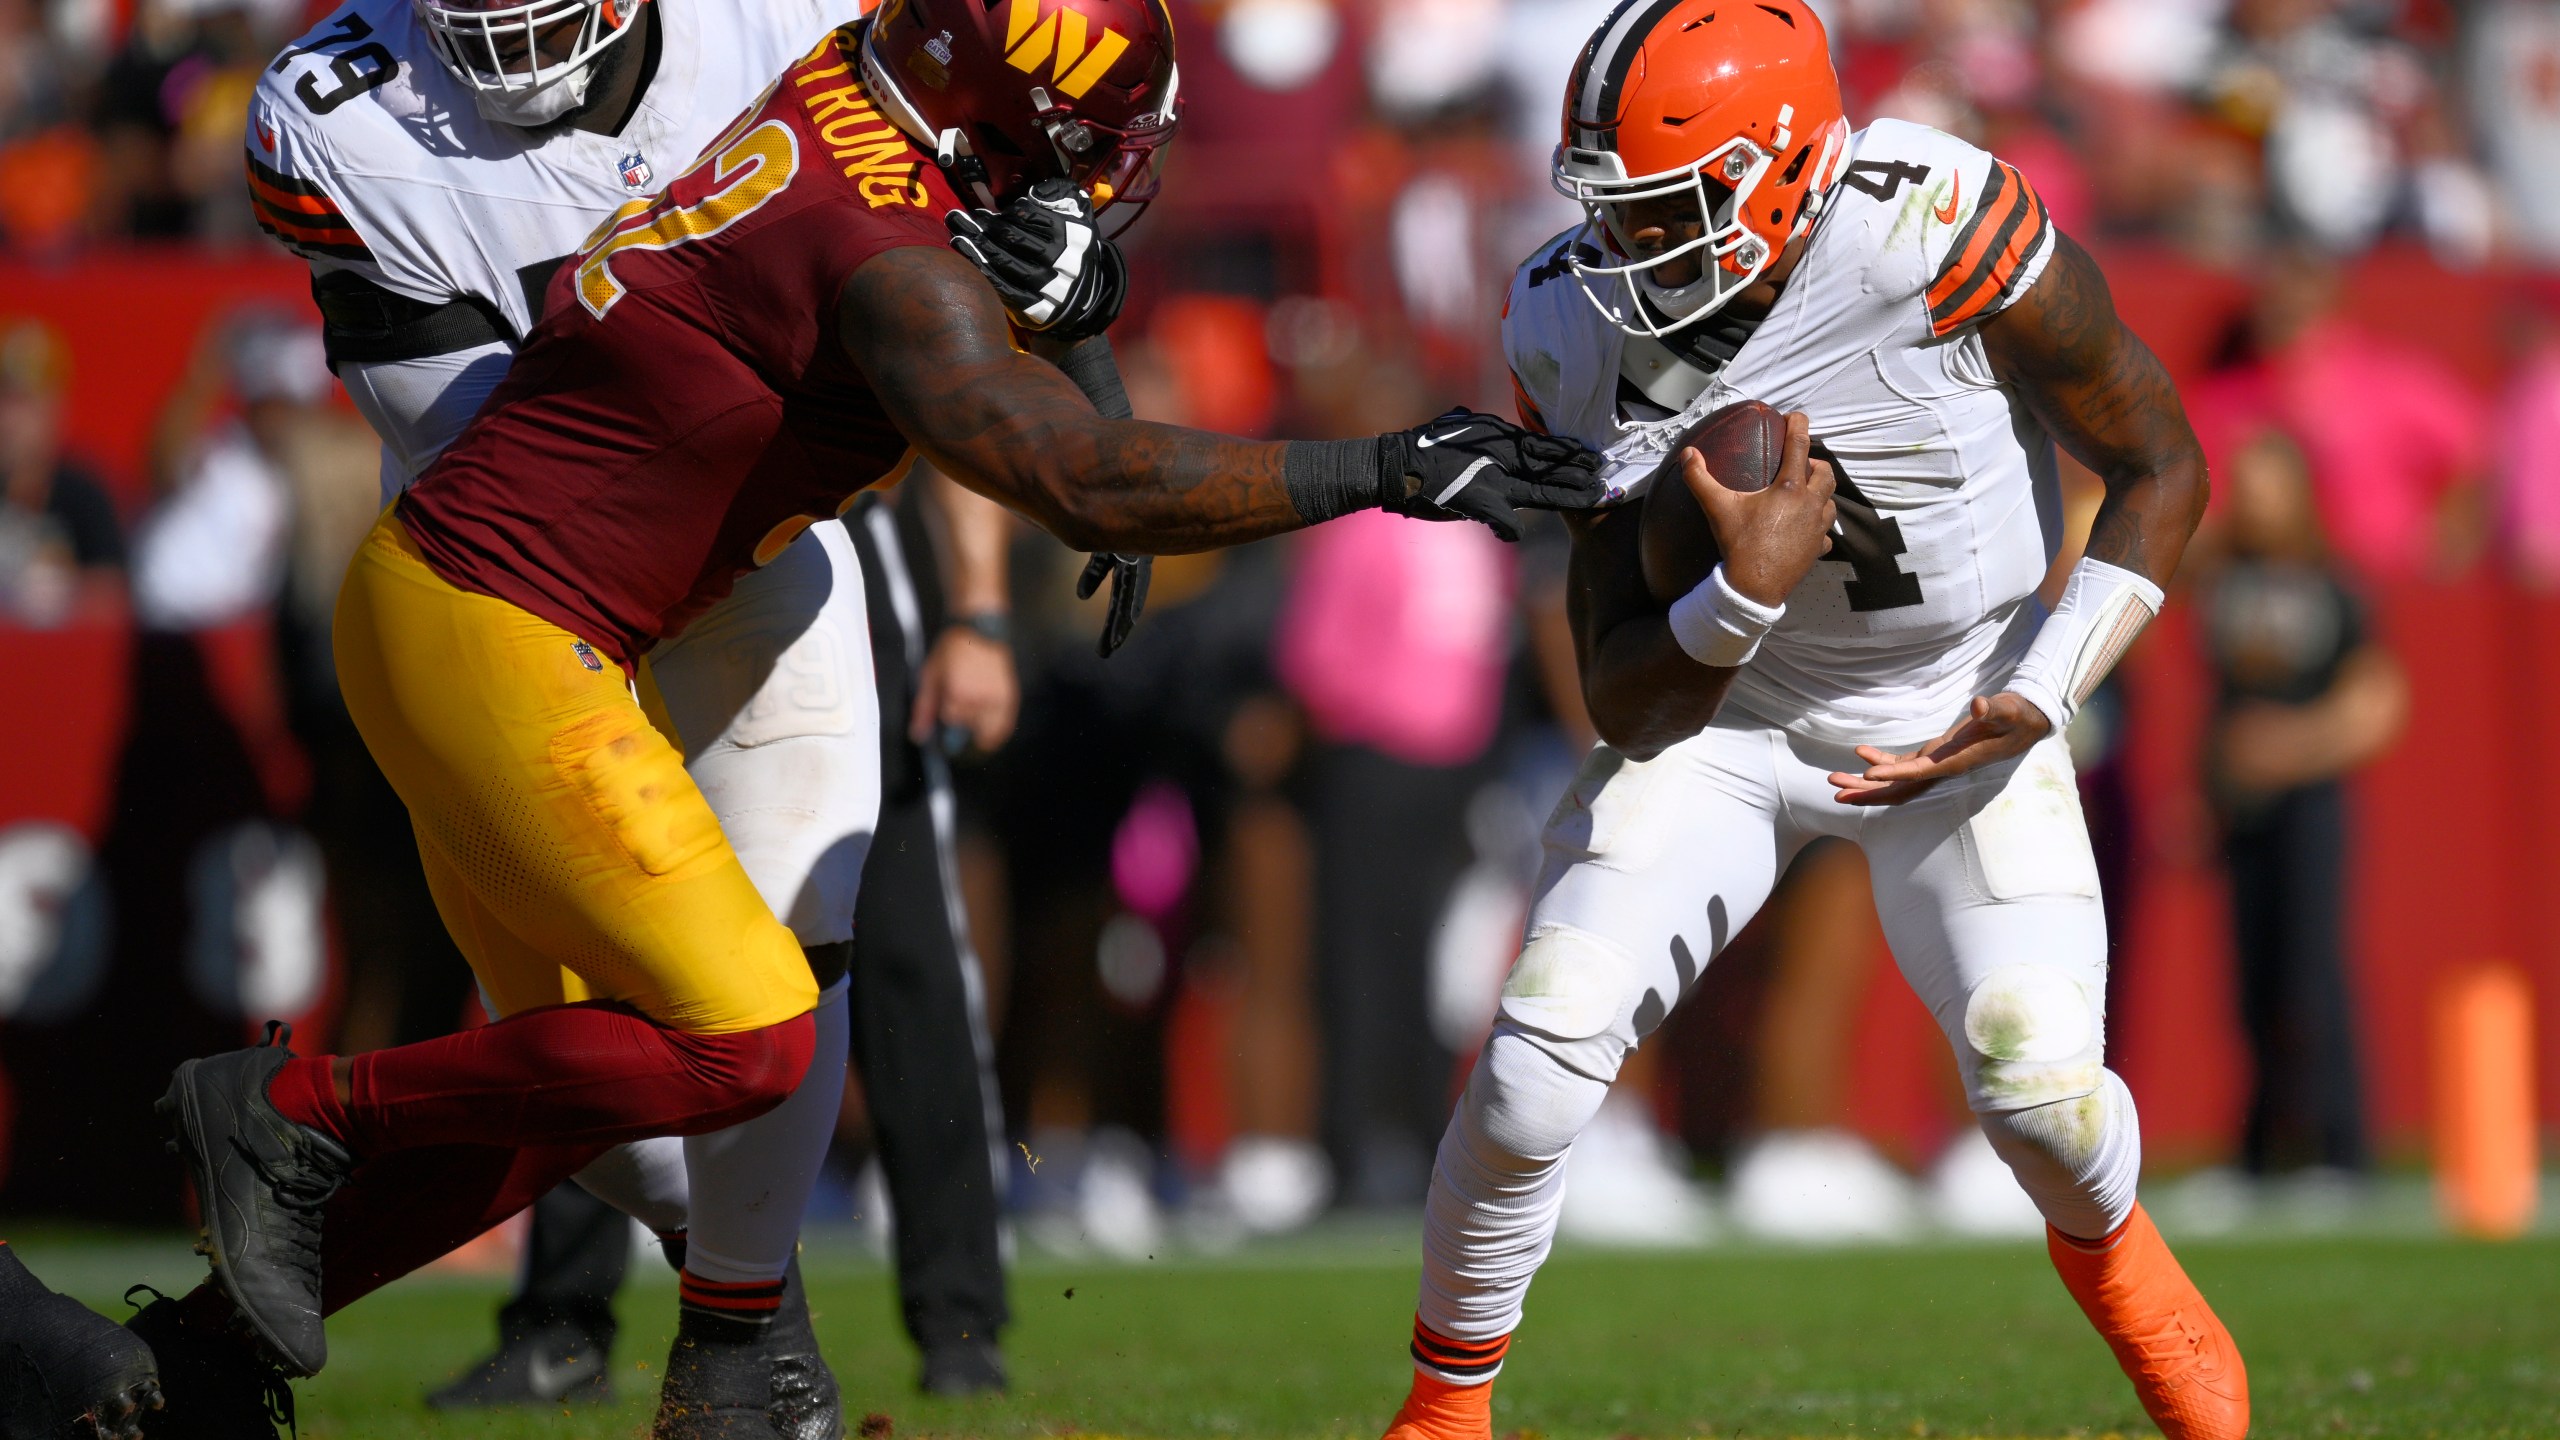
[130, 307, 332, 630]
[0, 317, 123, 624]
[2194, 248, 2488, 580]
[0, 0, 98, 250]
[2464, 0, 2560, 264]
[2496, 281, 2560, 588]
[1275, 506, 1511, 1205]
[88, 0, 278, 241]
[2200, 429, 2408, 1179]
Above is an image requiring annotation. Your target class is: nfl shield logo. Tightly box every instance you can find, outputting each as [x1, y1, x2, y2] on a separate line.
[617, 152, 652, 191]
[572, 641, 604, 672]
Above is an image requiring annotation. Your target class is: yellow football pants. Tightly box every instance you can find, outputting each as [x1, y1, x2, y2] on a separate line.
[332, 513, 818, 1033]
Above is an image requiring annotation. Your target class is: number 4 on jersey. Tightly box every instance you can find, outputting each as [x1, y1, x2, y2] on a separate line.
[1811, 442, 1924, 612]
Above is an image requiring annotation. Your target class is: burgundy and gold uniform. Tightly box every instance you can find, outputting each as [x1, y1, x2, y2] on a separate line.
[331, 29, 963, 1038]
[400, 26, 961, 666]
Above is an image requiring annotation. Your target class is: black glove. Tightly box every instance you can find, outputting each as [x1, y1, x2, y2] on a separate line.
[1282, 408, 1604, 542]
[945, 179, 1127, 341]
[1076, 551, 1152, 658]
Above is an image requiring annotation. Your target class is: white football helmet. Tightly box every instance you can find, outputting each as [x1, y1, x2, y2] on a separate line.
[418, 0, 647, 127]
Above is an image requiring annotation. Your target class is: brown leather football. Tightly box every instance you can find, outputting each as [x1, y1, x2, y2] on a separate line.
[1638, 398, 1789, 606]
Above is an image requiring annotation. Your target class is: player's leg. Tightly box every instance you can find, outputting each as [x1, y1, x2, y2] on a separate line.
[1388, 722, 1804, 1440]
[156, 515, 822, 1380]
[642, 517, 880, 1436]
[1855, 733, 2246, 1440]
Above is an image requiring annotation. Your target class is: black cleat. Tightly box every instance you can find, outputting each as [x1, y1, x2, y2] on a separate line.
[157, 1023, 351, 1378]
[0, 1244, 162, 1440]
[424, 1320, 614, 1410]
[916, 1337, 1006, 1398]
[121, 1290, 293, 1440]
[653, 1261, 840, 1440]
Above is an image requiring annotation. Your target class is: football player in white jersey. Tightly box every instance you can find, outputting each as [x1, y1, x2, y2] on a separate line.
[220, 0, 1068, 1434]
[1378, 4, 2246, 1440]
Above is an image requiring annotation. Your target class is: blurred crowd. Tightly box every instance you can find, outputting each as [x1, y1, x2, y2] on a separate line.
[2, 0, 2557, 1248]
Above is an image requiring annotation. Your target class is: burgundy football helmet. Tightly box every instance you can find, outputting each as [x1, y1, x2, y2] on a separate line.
[860, 0, 1181, 212]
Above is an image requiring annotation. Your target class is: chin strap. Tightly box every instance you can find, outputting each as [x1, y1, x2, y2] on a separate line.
[2006, 556, 2164, 734]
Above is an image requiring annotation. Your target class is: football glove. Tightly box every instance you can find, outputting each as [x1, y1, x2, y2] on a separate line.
[1379, 408, 1606, 541]
[945, 180, 1128, 341]
[1075, 551, 1152, 658]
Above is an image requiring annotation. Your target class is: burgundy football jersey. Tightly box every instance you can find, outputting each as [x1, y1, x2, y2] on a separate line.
[399, 27, 963, 664]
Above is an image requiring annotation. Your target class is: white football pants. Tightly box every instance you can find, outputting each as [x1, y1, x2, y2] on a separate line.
[575, 519, 881, 1287]
[1414, 713, 2141, 1373]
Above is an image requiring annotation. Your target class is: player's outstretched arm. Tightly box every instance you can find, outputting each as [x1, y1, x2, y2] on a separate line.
[838, 246, 1605, 554]
[1830, 232, 2207, 805]
[1573, 421, 1836, 759]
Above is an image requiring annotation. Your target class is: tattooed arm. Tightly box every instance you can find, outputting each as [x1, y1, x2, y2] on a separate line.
[840, 246, 1297, 553]
[838, 246, 1601, 553]
[1983, 230, 2209, 586]
[1830, 231, 2207, 805]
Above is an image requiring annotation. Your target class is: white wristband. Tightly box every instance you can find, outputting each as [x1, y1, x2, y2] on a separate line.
[1667, 563, 1786, 669]
[2007, 556, 2163, 733]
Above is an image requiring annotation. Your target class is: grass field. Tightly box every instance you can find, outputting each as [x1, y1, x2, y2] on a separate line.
[23, 1221, 2560, 1440]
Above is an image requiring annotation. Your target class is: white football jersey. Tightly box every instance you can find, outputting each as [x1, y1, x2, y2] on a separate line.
[246, 0, 850, 340]
[1504, 119, 2065, 748]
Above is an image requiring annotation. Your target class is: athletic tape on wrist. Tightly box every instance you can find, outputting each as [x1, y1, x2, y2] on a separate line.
[1667, 564, 1786, 668]
[2007, 556, 2163, 732]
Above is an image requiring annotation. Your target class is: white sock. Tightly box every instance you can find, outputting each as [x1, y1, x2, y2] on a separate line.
[571, 1135, 691, 1235]
[1415, 1027, 1612, 1367]
[681, 977, 852, 1290]
[1979, 1067, 2143, 1241]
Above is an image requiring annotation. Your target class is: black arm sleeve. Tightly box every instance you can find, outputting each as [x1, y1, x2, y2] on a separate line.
[1052, 335, 1133, 421]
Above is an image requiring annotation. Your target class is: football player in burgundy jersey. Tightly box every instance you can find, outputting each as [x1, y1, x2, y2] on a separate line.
[137, 0, 1610, 1431]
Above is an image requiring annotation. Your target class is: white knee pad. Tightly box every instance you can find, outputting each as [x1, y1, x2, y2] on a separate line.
[1496, 926, 1646, 1085]
[572, 1136, 691, 1235]
[1958, 962, 2105, 1113]
[1978, 1067, 2141, 1241]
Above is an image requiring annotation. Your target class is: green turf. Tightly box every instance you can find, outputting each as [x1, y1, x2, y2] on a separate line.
[28, 1230, 2560, 1439]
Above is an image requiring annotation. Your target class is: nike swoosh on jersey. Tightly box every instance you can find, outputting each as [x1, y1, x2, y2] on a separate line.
[1934, 174, 1961, 226]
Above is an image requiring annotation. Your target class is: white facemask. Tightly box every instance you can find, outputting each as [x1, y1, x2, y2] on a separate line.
[469, 67, 592, 126]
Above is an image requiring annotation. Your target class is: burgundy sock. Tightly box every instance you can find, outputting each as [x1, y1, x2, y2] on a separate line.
[338, 1003, 814, 1156]
[265, 1055, 354, 1147]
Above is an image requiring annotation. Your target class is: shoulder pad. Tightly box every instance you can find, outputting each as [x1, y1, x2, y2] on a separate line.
[1816, 121, 2055, 333]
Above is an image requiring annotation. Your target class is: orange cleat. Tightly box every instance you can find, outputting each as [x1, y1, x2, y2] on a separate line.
[2048, 1203, 2250, 1440]
[1381, 1369, 1494, 1440]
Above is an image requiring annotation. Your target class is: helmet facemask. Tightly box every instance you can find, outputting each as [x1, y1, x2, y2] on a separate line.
[1555, 134, 1785, 340]
[420, 0, 646, 127]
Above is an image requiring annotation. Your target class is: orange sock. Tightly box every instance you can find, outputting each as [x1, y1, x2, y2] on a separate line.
[1383, 1369, 1494, 1440]
[2048, 1204, 2249, 1440]
[1383, 1319, 1505, 1440]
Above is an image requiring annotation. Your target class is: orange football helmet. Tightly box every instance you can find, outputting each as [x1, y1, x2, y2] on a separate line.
[1552, 0, 1849, 337]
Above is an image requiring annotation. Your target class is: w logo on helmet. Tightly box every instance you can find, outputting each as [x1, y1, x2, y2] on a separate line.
[1002, 0, 1129, 98]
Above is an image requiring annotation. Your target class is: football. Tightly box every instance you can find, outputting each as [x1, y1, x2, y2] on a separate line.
[1638, 398, 1790, 606]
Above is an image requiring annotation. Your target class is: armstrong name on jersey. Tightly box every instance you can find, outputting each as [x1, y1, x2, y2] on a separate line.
[1504, 119, 2063, 749]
